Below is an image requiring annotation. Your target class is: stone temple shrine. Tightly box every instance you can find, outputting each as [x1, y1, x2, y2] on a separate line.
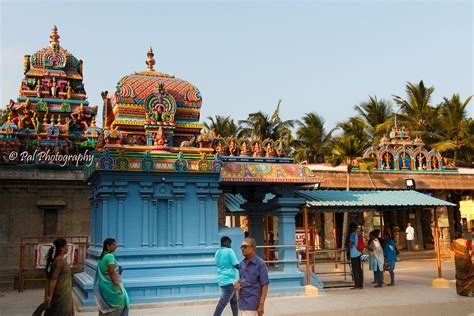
[72, 44, 319, 305]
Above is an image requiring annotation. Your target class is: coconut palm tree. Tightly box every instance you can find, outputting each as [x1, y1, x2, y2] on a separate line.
[354, 96, 393, 142]
[293, 112, 331, 163]
[331, 134, 369, 247]
[458, 118, 474, 165]
[392, 80, 437, 139]
[239, 100, 294, 141]
[431, 94, 472, 166]
[334, 117, 369, 145]
[204, 115, 241, 138]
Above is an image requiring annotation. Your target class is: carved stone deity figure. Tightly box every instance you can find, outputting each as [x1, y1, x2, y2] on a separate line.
[265, 142, 275, 157]
[50, 77, 58, 97]
[7, 99, 18, 124]
[68, 114, 84, 132]
[389, 128, 396, 139]
[417, 154, 425, 170]
[239, 140, 249, 156]
[35, 79, 42, 98]
[252, 141, 262, 157]
[400, 151, 407, 169]
[228, 139, 238, 156]
[71, 104, 91, 129]
[431, 156, 439, 170]
[18, 99, 37, 130]
[23, 55, 30, 74]
[214, 139, 225, 155]
[153, 127, 167, 146]
[197, 127, 212, 148]
[66, 81, 73, 99]
[383, 153, 391, 170]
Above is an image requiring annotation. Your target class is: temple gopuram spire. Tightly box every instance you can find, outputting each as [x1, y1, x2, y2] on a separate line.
[49, 25, 60, 45]
[146, 46, 155, 71]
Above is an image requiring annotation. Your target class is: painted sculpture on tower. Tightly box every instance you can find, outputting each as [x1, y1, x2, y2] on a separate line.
[362, 126, 449, 171]
[0, 26, 100, 165]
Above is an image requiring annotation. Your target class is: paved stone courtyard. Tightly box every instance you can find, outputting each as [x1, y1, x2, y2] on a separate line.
[1, 258, 473, 316]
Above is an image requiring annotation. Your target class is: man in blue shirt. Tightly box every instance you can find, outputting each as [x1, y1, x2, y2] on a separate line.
[347, 222, 364, 289]
[213, 236, 239, 316]
[235, 237, 269, 316]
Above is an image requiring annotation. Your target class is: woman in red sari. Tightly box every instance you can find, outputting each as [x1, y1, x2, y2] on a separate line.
[452, 230, 474, 297]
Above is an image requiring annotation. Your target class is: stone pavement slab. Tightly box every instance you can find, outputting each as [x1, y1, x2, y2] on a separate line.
[1, 259, 473, 316]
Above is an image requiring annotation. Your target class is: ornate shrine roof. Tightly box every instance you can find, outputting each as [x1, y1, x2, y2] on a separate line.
[26, 25, 83, 80]
[110, 48, 202, 130]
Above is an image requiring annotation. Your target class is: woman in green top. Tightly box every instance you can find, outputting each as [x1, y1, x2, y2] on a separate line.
[94, 238, 129, 316]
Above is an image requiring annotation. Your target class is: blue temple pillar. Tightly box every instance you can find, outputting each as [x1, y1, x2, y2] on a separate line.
[209, 185, 221, 246]
[246, 203, 266, 258]
[139, 182, 153, 247]
[172, 183, 185, 247]
[114, 181, 128, 248]
[270, 197, 305, 272]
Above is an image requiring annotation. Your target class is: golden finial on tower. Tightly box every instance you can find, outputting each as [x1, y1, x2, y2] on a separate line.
[49, 25, 60, 45]
[146, 47, 155, 71]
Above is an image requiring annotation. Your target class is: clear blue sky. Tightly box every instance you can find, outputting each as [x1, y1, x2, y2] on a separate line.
[1, 0, 472, 130]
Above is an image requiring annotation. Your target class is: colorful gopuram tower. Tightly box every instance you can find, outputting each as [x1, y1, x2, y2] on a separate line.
[0, 26, 99, 290]
[1, 25, 101, 162]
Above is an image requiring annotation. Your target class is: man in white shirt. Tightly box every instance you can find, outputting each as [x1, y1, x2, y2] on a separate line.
[405, 222, 415, 251]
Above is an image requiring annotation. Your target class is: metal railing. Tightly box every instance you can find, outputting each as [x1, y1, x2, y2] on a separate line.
[254, 244, 352, 287]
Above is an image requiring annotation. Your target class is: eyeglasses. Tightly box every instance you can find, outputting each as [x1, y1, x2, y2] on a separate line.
[240, 245, 250, 249]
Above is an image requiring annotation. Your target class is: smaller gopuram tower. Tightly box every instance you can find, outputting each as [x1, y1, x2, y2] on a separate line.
[362, 126, 448, 172]
[1, 25, 101, 162]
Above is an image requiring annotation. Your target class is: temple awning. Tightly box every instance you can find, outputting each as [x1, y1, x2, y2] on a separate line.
[224, 193, 246, 212]
[296, 190, 455, 212]
[224, 190, 454, 213]
[224, 193, 275, 212]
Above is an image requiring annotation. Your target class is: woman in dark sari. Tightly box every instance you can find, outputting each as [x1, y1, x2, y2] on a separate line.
[452, 230, 474, 297]
[36, 238, 74, 315]
[94, 238, 129, 316]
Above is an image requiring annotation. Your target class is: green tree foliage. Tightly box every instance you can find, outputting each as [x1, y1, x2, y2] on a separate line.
[239, 100, 294, 141]
[354, 96, 393, 143]
[293, 112, 330, 163]
[431, 94, 472, 166]
[204, 115, 241, 138]
[393, 80, 437, 139]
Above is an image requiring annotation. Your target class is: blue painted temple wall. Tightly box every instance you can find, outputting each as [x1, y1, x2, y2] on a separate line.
[74, 170, 305, 306]
[74, 171, 225, 305]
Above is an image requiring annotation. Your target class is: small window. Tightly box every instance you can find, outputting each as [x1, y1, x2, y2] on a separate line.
[44, 209, 58, 236]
